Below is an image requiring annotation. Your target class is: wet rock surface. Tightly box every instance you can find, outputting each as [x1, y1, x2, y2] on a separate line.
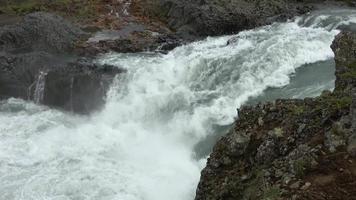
[195, 31, 356, 200]
[0, 12, 123, 114]
[78, 30, 183, 55]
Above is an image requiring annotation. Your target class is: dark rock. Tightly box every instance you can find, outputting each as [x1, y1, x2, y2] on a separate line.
[0, 14, 21, 26]
[225, 130, 251, 157]
[142, 0, 329, 38]
[0, 52, 61, 100]
[350, 88, 356, 157]
[0, 12, 88, 54]
[0, 51, 122, 114]
[325, 122, 348, 153]
[195, 31, 356, 200]
[39, 61, 123, 114]
[0, 12, 122, 114]
[331, 31, 356, 92]
[255, 136, 279, 164]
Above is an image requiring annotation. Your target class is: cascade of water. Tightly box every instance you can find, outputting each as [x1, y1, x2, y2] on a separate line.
[33, 71, 48, 104]
[69, 76, 75, 112]
[1, 9, 356, 200]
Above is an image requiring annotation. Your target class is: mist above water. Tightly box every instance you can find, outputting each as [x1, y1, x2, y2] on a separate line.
[1, 8, 356, 200]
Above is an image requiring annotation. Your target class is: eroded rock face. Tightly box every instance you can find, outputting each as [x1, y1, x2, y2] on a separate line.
[0, 12, 122, 114]
[195, 32, 356, 200]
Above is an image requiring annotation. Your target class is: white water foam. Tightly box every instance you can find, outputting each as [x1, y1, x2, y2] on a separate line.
[1, 9, 356, 200]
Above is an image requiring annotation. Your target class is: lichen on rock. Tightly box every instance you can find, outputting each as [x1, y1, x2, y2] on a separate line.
[195, 31, 356, 200]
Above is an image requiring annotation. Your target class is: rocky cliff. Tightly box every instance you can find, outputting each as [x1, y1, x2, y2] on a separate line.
[195, 31, 356, 200]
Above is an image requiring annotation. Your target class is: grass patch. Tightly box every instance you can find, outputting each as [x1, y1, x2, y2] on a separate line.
[262, 186, 282, 200]
[339, 61, 356, 79]
[293, 158, 312, 178]
[328, 96, 352, 110]
[317, 91, 352, 113]
[243, 169, 282, 200]
[289, 104, 305, 115]
[0, 0, 101, 20]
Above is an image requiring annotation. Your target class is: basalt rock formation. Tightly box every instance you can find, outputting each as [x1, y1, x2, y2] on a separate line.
[195, 31, 356, 200]
[0, 12, 123, 114]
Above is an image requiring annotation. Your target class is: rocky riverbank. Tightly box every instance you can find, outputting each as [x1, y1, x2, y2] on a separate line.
[195, 31, 356, 200]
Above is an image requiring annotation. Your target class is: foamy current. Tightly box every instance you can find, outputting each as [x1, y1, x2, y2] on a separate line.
[1, 9, 356, 200]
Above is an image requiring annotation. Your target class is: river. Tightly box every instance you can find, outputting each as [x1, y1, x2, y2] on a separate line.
[1, 8, 356, 200]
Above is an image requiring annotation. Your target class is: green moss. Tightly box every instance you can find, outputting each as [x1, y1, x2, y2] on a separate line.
[332, 96, 352, 110]
[339, 71, 356, 79]
[243, 169, 264, 199]
[293, 159, 311, 178]
[4, 1, 43, 14]
[272, 127, 284, 138]
[243, 168, 282, 200]
[318, 92, 352, 112]
[289, 105, 305, 115]
[339, 61, 356, 79]
[0, 0, 99, 19]
[331, 122, 346, 137]
[262, 186, 282, 200]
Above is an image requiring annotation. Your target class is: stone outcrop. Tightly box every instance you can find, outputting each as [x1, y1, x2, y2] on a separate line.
[0, 12, 123, 114]
[78, 30, 183, 56]
[141, 0, 351, 38]
[195, 31, 356, 200]
[331, 31, 356, 92]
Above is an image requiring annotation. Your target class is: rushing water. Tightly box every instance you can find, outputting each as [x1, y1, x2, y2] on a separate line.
[1, 8, 356, 200]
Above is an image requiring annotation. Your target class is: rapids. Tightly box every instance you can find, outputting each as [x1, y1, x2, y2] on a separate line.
[1, 8, 356, 200]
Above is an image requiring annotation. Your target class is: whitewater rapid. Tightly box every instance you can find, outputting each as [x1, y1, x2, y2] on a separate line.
[1, 9, 356, 200]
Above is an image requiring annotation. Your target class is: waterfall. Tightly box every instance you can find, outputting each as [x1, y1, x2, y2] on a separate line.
[69, 76, 75, 112]
[1, 8, 356, 200]
[33, 71, 48, 104]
